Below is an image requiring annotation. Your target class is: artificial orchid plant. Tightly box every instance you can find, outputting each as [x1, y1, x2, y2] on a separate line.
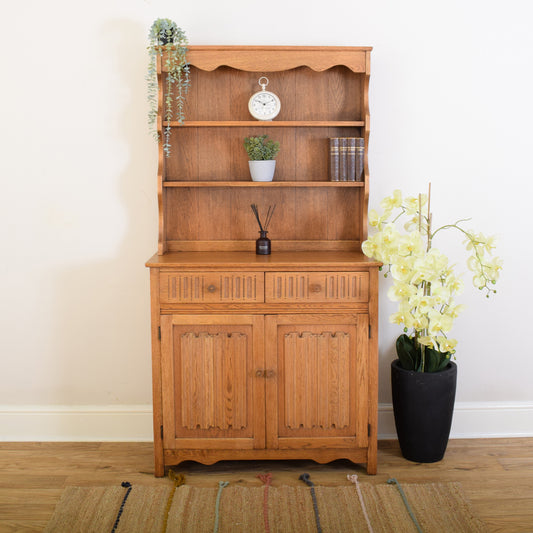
[362, 186, 502, 372]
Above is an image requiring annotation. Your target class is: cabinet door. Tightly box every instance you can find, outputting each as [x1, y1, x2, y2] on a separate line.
[265, 314, 369, 450]
[160, 314, 265, 450]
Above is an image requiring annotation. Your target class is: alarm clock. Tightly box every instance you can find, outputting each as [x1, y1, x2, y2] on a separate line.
[248, 77, 281, 121]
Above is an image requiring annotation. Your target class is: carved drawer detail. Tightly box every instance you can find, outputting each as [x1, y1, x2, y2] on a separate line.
[265, 272, 368, 303]
[160, 272, 264, 303]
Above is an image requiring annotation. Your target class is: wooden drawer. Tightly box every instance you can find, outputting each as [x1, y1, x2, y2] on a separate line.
[160, 272, 264, 303]
[265, 272, 369, 303]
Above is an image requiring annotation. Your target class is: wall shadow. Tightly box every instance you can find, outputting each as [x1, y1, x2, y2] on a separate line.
[48, 18, 158, 417]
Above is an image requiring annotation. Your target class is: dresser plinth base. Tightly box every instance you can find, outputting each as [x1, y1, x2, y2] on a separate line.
[154, 447, 377, 477]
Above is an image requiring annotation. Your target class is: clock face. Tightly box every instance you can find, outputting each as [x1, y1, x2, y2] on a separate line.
[248, 90, 281, 121]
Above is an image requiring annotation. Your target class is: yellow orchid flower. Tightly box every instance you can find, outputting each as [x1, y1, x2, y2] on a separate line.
[361, 236, 379, 259]
[391, 257, 415, 282]
[403, 194, 427, 215]
[404, 216, 418, 232]
[445, 274, 464, 294]
[380, 189, 402, 212]
[427, 309, 454, 336]
[409, 312, 429, 331]
[417, 336, 435, 348]
[398, 231, 424, 257]
[486, 257, 503, 280]
[389, 302, 414, 328]
[482, 234, 497, 254]
[409, 292, 435, 314]
[368, 209, 387, 229]
[387, 280, 416, 302]
[433, 290, 451, 306]
[436, 336, 457, 353]
[446, 303, 465, 318]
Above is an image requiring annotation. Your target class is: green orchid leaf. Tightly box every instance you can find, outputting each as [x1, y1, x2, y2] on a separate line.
[436, 352, 452, 371]
[396, 334, 418, 370]
[424, 346, 441, 372]
[424, 346, 451, 372]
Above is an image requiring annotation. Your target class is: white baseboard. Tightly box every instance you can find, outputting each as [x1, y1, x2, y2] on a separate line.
[378, 401, 533, 439]
[1, 402, 532, 441]
[0, 405, 154, 442]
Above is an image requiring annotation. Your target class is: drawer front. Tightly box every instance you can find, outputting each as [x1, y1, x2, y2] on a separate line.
[265, 272, 369, 303]
[160, 272, 264, 304]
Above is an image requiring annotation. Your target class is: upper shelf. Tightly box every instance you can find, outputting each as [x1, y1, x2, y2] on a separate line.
[162, 46, 372, 74]
[164, 120, 365, 128]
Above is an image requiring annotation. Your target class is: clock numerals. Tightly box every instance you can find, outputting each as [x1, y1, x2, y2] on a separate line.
[249, 90, 281, 121]
[252, 95, 277, 116]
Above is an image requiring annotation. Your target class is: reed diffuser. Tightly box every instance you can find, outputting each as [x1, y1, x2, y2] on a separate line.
[250, 204, 276, 255]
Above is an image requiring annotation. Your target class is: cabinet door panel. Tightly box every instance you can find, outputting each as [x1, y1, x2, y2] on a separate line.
[161, 315, 265, 450]
[283, 330, 351, 431]
[265, 314, 368, 449]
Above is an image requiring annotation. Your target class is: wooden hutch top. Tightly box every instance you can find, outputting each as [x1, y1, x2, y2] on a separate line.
[150, 45, 373, 265]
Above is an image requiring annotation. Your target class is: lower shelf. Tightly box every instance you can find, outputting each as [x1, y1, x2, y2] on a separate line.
[164, 240, 362, 253]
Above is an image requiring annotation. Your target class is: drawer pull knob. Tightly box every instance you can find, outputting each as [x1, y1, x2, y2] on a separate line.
[255, 369, 275, 378]
[207, 284, 217, 293]
[310, 284, 322, 293]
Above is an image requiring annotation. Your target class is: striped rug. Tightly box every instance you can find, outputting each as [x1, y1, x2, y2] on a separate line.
[45, 476, 485, 532]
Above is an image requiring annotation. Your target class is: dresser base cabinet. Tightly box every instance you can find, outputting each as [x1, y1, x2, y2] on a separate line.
[148, 253, 380, 476]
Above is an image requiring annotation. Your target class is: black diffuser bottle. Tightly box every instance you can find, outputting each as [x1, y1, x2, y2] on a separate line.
[251, 204, 276, 256]
[256, 230, 271, 255]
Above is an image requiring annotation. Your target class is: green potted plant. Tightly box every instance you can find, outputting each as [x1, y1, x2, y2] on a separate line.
[146, 18, 190, 156]
[244, 135, 280, 182]
[362, 186, 502, 462]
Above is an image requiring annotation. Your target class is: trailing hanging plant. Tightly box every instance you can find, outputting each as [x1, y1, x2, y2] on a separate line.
[362, 185, 502, 372]
[146, 18, 190, 156]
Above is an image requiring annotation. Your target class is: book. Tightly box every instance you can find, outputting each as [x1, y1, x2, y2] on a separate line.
[329, 137, 364, 181]
[346, 138, 355, 181]
[340, 138, 347, 181]
[354, 137, 364, 182]
[329, 138, 340, 181]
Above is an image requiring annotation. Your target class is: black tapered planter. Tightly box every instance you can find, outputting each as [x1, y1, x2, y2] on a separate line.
[391, 359, 457, 463]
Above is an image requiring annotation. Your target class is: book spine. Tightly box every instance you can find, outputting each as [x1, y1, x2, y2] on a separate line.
[355, 137, 364, 181]
[329, 138, 340, 181]
[347, 138, 356, 181]
[339, 138, 347, 181]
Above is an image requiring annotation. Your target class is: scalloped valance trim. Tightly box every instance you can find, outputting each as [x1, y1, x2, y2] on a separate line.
[181, 46, 371, 73]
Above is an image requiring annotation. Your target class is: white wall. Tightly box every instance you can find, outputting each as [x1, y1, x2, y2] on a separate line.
[1, 0, 532, 440]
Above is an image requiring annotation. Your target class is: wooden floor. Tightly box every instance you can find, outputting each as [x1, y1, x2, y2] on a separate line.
[0, 438, 532, 532]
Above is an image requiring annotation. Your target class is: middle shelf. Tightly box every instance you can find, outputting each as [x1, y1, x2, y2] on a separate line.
[162, 181, 366, 188]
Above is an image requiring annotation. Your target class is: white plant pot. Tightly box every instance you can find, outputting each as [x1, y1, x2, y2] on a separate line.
[249, 160, 276, 182]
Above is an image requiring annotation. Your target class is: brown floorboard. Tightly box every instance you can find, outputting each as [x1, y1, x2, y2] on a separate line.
[0, 438, 532, 532]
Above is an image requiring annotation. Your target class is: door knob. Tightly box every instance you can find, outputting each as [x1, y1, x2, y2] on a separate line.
[255, 369, 275, 378]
